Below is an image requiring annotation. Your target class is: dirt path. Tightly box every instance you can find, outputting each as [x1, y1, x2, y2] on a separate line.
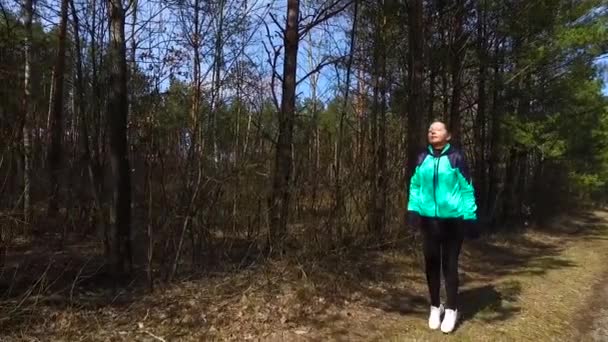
[581, 278, 608, 342]
[578, 271, 608, 342]
[575, 212, 608, 342]
[2, 210, 608, 341]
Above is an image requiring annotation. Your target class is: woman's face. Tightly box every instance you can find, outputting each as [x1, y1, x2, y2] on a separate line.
[427, 122, 450, 147]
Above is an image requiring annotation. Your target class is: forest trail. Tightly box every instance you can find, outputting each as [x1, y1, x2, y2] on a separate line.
[2, 210, 608, 341]
[578, 274, 608, 342]
[574, 210, 608, 342]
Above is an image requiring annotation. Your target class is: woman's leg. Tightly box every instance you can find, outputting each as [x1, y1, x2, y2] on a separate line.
[441, 219, 465, 309]
[421, 218, 442, 307]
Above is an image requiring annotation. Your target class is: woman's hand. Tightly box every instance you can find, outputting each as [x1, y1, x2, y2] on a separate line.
[407, 211, 421, 229]
[463, 219, 480, 240]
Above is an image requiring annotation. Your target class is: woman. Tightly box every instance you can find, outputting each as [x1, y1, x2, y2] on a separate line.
[407, 120, 477, 333]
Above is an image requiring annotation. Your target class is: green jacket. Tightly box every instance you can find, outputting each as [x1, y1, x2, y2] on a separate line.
[407, 144, 477, 220]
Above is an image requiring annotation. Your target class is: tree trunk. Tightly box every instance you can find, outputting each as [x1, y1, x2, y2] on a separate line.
[130, 0, 138, 77]
[47, 0, 69, 217]
[269, 0, 299, 251]
[406, 0, 425, 177]
[304, 30, 320, 214]
[22, 0, 34, 224]
[107, 0, 132, 280]
[503, 55, 530, 224]
[190, 0, 202, 155]
[376, 39, 387, 236]
[428, 62, 436, 123]
[89, 0, 105, 220]
[333, 0, 357, 242]
[487, 41, 503, 225]
[128, 0, 137, 134]
[355, 69, 366, 163]
[369, 1, 387, 234]
[475, 0, 488, 214]
[210, 0, 226, 164]
[369, 60, 379, 233]
[448, 0, 465, 143]
[71, 0, 103, 234]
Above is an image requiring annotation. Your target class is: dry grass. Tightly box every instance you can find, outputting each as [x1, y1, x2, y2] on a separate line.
[1, 211, 608, 341]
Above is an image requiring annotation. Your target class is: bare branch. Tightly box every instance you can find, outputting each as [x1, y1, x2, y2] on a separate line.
[299, 0, 353, 37]
[296, 56, 346, 86]
[268, 11, 285, 35]
[262, 18, 282, 112]
[0, 0, 14, 35]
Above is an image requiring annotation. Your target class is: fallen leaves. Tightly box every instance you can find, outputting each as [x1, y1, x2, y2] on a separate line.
[4, 214, 608, 341]
[294, 327, 310, 335]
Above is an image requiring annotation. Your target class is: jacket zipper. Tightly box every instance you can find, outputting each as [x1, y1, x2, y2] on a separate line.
[433, 156, 440, 217]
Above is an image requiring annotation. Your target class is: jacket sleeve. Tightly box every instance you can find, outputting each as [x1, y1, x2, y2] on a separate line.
[407, 160, 422, 214]
[455, 152, 477, 220]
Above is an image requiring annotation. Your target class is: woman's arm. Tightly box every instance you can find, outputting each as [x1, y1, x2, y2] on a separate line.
[408, 151, 428, 214]
[454, 152, 477, 220]
[407, 165, 422, 214]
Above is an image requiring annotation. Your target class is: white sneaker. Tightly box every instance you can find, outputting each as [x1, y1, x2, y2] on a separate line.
[428, 304, 444, 330]
[441, 308, 458, 333]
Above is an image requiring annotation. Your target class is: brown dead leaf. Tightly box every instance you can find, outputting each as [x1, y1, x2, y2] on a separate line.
[294, 328, 309, 335]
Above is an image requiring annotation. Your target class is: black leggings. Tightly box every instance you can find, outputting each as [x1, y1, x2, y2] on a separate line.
[420, 217, 465, 309]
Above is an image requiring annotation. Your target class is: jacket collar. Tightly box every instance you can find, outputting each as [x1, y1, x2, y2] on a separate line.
[427, 143, 451, 156]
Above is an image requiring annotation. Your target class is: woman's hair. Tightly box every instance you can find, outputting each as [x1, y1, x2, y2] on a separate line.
[429, 119, 450, 133]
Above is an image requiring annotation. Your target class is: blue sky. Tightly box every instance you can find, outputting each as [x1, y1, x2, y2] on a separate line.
[597, 54, 608, 95]
[8, 0, 608, 100]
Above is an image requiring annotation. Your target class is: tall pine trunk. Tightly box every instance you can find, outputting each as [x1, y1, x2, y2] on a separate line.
[269, 0, 299, 251]
[89, 0, 105, 221]
[369, 1, 387, 234]
[210, 0, 226, 163]
[406, 0, 425, 177]
[405, 0, 425, 229]
[487, 40, 503, 224]
[107, 0, 132, 279]
[333, 0, 358, 242]
[448, 0, 465, 143]
[47, 0, 69, 217]
[22, 0, 34, 225]
[71, 0, 102, 228]
[475, 0, 488, 214]
[377, 39, 387, 236]
[190, 0, 202, 155]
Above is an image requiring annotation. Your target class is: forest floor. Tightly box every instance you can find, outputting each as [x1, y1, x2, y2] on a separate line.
[1, 209, 608, 341]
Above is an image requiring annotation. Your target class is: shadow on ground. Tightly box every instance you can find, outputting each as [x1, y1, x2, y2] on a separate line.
[459, 281, 522, 323]
[0, 210, 605, 339]
[293, 210, 607, 335]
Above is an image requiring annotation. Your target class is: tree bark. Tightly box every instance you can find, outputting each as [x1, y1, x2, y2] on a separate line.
[47, 0, 69, 217]
[448, 0, 465, 143]
[376, 33, 387, 236]
[369, 55, 378, 233]
[406, 0, 425, 177]
[487, 40, 503, 225]
[269, 0, 299, 251]
[70, 0, 92, 202]
[475, 0, 488, 214]
[210, 0, 226, 163]
[369, 0, 387, 234]
[107, 0, 132, 280]
[333, 0, 358, 241]
[22, 0, 34, 224]
[190, 0, 202, 154]
[428, 62, 436, 123]
[304, 29, 320, 214]
[89, 0, 105, 219]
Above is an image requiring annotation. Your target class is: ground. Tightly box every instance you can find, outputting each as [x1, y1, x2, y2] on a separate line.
[1, 210, 608, 341]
